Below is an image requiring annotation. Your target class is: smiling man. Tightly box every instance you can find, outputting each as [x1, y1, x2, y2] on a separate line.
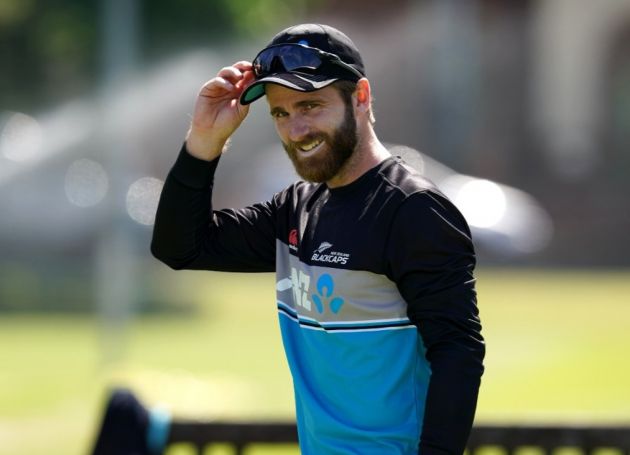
[269, 82, 361, 185]
[152, 24, 485, 454]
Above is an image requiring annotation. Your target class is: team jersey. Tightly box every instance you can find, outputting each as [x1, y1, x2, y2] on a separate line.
[152, 145, 485, 454]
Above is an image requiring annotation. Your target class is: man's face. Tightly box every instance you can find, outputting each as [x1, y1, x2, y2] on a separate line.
[265, 84, 357, 183]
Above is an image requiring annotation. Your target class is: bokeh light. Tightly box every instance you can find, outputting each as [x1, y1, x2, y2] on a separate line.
[64, 159, 109, 208]
[125, 176, 163, 226]
[452, 178, 507, 229]
[0, 111, 43, 162]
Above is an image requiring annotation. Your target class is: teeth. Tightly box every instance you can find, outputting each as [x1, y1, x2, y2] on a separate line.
[299, 139, 323, 152]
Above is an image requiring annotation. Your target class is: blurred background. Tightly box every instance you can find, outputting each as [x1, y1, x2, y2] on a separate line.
[1, 0, 629, 454]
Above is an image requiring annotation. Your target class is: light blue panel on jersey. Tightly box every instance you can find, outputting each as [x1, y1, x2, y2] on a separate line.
[275, 241, 432, 452]
[278, 310, 431, 454]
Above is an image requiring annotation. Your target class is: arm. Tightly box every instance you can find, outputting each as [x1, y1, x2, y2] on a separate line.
[387, 192, 485, 455]
[150, 144, 277, 272]
[151, 61, 276, 272]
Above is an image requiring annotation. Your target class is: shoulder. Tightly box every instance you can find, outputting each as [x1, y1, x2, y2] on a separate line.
[378, 158, 461, 222]
[378, 157, 442, 198]
[378, 159, 472, 240]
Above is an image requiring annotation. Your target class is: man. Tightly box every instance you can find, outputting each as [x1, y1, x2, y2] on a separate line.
[152, 23, 484, 454]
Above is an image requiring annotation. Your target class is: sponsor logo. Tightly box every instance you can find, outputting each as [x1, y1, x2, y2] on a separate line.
[311, 241, 350, 265]
[289, 267, 312, 311]
[277, 268, 345, 314]
[288, 229, 298, 252]
[312, 273, 345, 314]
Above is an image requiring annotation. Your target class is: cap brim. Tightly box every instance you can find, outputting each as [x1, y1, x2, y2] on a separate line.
[239, 72, 339, 105]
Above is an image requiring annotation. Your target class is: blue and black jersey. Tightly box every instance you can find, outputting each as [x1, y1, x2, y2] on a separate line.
[152, 145, 485, 454]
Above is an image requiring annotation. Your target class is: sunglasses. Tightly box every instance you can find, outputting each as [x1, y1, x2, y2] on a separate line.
[252, 43, 363, 80]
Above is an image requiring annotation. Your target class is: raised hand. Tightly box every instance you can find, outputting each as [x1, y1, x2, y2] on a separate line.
[186, 61, 255, 160]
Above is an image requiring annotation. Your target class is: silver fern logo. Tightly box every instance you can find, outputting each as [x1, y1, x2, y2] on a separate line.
[311, 242, 350, 265]
[314, 242, 333, 254]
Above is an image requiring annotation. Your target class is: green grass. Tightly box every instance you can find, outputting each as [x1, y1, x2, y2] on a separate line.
[476, 269, 630, 423]
[1, 268, 629, 454]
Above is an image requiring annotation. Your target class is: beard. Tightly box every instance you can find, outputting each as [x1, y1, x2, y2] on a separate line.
[282, 103, 358, 183]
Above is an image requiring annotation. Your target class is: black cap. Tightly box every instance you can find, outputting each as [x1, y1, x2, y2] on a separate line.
[240, 24, 365, 105]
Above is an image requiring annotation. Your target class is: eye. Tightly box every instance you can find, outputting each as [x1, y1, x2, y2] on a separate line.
[270, 110, 288, 119]
[302, 102, 320, 113]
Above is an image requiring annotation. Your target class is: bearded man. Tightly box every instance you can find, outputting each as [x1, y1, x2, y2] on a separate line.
[152, 23, 485, 455]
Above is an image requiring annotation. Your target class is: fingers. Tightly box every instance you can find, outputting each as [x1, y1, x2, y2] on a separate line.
[240, 67, 256, 85]
[210, 76, 235, 93]
[217, 61, 253, 85]
[233, 60, 253, 71]
[217, 66, 242, 84]
[199, 61, 253, 97]
[197, 61, 256, 103]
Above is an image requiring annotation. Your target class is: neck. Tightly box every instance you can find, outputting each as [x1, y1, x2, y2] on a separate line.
[326, 125, 390, 188]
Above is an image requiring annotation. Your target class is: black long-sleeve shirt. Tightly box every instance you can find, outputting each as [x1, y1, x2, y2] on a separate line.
[152, 145, 485, 454]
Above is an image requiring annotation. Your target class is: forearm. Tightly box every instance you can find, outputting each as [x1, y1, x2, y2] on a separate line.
[408, 285, 485, 454]
[151, 143, 220, 269]
[419, 341, 484, 454]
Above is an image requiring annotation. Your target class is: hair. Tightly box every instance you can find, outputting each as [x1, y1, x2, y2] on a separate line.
[333, 80, 375, 125]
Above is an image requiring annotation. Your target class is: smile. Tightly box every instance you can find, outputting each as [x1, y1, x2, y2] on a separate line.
[297, 138, 324, 156]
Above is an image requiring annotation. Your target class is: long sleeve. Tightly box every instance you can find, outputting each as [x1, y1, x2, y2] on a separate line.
[386, 191, 485, 454]
[151, 144, 277, 272]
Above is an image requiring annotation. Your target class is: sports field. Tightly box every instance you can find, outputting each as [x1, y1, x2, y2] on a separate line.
[1, 268, 629, 454]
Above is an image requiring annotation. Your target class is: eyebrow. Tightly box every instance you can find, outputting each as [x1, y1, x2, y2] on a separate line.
[295, 98, 324, 107]
[269, 97, 327, 116]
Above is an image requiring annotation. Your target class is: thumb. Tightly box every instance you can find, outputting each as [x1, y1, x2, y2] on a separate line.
[236, 69, 256, 95]
[232, 97, 250, 121]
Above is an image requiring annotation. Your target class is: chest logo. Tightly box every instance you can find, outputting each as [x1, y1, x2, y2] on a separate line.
[280, 268, 346, 314]
[288, 229, 298, 252]
[314, 242, 332, 254]
[312, 273, 345, 314]
[311, 242, 350, 265]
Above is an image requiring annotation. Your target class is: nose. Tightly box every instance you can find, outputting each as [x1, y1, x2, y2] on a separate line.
[287, 116, 310, 143]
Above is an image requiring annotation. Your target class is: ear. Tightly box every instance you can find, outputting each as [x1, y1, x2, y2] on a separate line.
[354, 78, 371, 113]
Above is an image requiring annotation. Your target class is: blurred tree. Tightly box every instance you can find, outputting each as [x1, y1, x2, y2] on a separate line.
[0, 0, 321, 111]
[0, 0, 97, 110]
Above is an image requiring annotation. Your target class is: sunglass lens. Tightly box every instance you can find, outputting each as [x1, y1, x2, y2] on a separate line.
[254, 45, 324, 77]
[282, 47, 322, 71]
